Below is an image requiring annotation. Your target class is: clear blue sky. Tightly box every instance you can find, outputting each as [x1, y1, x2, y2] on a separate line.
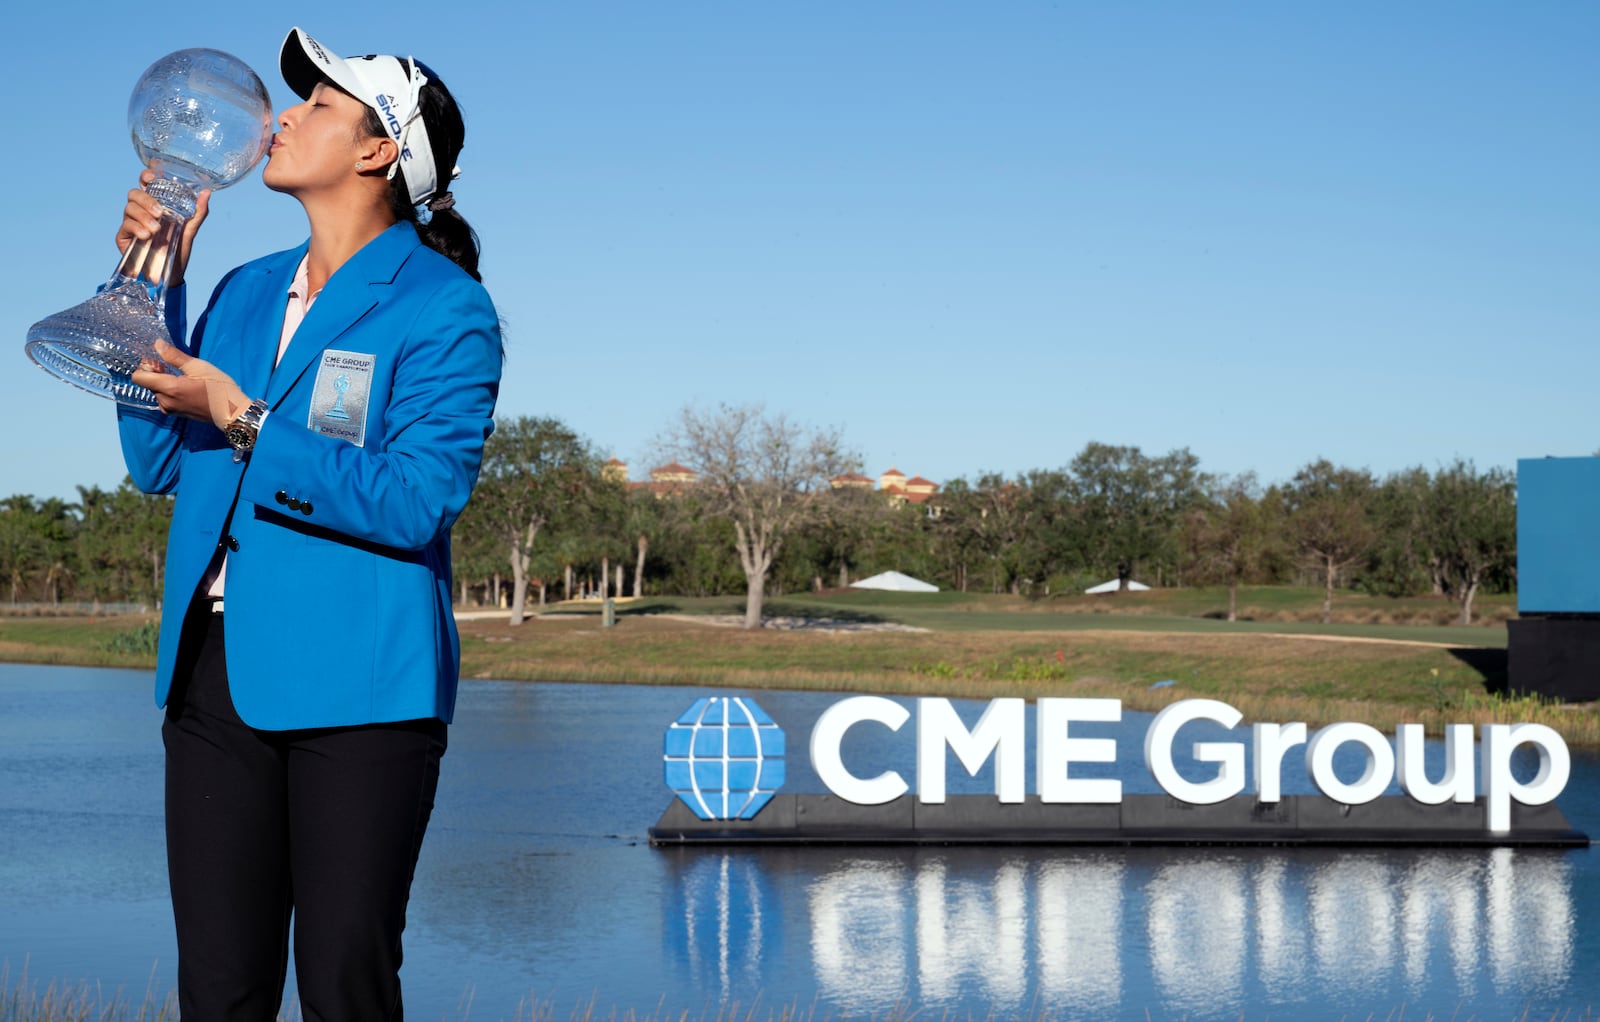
[7, 3, 1596, 502]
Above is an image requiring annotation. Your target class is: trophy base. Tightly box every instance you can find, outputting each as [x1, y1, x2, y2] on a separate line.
[25, 286, 177, 409]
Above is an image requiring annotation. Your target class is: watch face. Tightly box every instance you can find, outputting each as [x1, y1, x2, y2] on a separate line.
[225, 400, 266, 450]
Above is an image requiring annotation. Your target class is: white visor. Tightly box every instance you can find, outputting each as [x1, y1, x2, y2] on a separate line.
[280, 27, 440, 206]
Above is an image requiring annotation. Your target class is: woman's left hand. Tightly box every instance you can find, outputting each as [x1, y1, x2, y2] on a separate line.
[132, 339, 253, 429]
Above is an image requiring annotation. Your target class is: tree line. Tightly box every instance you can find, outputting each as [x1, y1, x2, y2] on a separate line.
[1, 407, 1516, 627]
[0, 482, 172, 610]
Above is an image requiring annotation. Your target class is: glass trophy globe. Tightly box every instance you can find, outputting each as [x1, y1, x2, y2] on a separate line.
[25, 48, 272, 408]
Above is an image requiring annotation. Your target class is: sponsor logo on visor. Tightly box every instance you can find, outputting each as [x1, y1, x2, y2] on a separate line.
[375, 93, 404, 139]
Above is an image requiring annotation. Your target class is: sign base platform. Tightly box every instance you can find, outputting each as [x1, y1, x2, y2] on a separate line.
[649, 794, 1589, 847]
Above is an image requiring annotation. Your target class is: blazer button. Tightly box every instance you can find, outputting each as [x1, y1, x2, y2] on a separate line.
[300, 501, 314, 516]
[286, 497, 301, 510]
[227, 535, 240, 552]
[275, 490, 288, 505]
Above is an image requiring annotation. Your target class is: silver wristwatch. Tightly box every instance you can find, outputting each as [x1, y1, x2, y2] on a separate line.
[224, 399, 269, 451]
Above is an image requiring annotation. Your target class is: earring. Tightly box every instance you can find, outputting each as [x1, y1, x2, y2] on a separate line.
[355, 160, 365, 172]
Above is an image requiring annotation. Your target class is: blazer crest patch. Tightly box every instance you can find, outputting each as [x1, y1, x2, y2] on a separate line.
[308, 349, 375, 447]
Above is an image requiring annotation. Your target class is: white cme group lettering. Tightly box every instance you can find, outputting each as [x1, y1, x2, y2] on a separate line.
[808, 697, 1570, 834]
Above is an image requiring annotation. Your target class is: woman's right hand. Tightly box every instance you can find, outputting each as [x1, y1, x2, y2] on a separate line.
[116, 169, 211, 286]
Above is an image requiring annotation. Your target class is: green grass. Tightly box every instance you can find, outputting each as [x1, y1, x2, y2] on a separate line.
[766, 583, 1518, 626]
[0, 616, 160, 669]
[453, 611, 1600, 745]
[553, 589, 1510, 647]
[5, 587, 1593, 745]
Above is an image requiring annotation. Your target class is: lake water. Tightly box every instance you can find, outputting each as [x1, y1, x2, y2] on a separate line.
[1, 664, 1596, 1020]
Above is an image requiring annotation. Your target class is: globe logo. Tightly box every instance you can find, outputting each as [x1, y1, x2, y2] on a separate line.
[664, 697, 786, 821]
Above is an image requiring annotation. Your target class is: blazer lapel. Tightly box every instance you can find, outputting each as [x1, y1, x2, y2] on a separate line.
[265, 222, 419, 407]
[211, 245, 304, 401]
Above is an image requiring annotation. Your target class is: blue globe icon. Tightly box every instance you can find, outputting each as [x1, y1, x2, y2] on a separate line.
[664, 697, 786, 820]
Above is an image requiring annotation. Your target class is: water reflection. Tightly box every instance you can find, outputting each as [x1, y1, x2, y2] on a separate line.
[666, 852, 781, 1001]
[3, 672, 1592, 1020]
[1253, 857, 1307, 997]
[1486, 848, 1573, 994]
[665, 847, 1575, 1015]
[914, 857, 1027, 1004]
[1036, 857, 1122, 1012]
[810, 860, 909, 1004]
[1148, 858, 1248, 1012]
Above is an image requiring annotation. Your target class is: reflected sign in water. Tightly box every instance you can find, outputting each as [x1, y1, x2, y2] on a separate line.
[2, 673, 1593, 1020]
[662, 845, 1574, 1016]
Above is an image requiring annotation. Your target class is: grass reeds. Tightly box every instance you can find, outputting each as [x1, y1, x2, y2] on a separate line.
[0, 975, 1594, 1022]
[0, 964, 175, 1022]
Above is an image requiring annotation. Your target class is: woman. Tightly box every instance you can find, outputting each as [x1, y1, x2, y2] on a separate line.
[115, 27, 501, 1020]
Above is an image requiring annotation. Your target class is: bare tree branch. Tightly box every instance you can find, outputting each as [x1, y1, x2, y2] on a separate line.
[654, 403, 858, 628]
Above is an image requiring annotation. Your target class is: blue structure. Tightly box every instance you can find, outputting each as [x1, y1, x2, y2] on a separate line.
[663, 697, 786, 821]
[1510, 457, 1600, 700]
[1517, 457, 1600, 613]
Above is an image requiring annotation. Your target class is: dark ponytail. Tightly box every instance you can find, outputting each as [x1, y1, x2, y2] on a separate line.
[364, 61, 482, 282]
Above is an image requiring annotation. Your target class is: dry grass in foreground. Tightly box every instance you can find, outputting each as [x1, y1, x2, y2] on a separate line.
[1, 607, 1593, 747]
[456, 614, 1600, 748]
[1, 980, 1593, 1022]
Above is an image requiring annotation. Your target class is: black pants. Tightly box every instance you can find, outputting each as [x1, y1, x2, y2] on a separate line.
[163, 601, 446, 1022]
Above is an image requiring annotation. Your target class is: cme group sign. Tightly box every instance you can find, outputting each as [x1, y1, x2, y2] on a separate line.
[651, 696, 1587, 847]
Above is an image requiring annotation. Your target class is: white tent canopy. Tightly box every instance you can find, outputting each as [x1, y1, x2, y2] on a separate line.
[850, 571, 939, 593]
[1084, 579, 1151, 594]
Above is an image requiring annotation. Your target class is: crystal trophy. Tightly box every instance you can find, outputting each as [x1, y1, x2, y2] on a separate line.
[25, 48, 272, 408]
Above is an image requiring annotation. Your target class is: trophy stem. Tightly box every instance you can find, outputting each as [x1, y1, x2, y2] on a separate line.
[106, 179, 192, 308]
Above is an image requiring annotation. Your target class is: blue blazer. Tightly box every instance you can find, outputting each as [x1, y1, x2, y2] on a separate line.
[118, 221, 501, 730]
